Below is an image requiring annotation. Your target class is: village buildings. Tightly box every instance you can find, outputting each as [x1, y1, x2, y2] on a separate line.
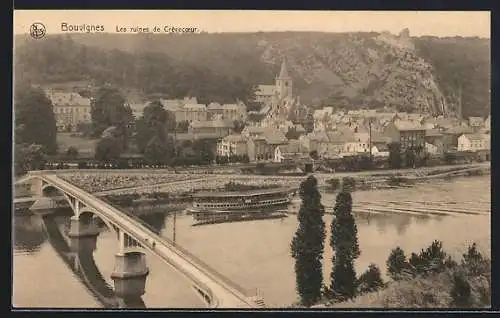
[383, 120, 426, 151]
[45, 91, 92, 131]
[457, 133, 490, 152]
[216, 134, 248, 157]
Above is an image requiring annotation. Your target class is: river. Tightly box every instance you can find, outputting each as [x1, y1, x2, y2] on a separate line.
[12, 175, 491, 308]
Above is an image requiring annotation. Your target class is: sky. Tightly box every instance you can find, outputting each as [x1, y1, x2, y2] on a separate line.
[14, 10, 490, 38]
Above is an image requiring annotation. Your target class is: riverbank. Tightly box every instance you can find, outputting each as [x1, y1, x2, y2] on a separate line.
[101, 163, 490, 196]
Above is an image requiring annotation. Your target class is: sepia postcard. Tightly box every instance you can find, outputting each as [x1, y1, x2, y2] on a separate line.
[12, 10, 491, 310]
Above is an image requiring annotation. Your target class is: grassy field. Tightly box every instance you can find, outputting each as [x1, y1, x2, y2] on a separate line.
[56, 133, 98, 156]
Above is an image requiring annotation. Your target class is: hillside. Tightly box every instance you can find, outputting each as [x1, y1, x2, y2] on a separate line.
[14, 31, 490, 117]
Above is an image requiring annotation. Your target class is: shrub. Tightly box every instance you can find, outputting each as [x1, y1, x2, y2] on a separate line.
[419, 240, 448, 273]
[461, 243, 489, 276]
[386, 247, 409, 280]
[450, 272, 472, 308]
[357, 263, 385, 293]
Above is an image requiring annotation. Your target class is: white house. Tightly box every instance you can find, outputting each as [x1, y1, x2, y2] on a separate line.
[457, 133, 490, 152]
[425, 142, 440, 155]
[217, 134, 248, 157]
[274, 140, 310, 163]
[371, 145, 390, 157]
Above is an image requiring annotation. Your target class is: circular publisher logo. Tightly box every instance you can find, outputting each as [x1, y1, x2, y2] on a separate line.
[30, 22, 46, 39]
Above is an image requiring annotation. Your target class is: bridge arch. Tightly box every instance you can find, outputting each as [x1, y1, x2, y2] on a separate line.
[17, 172, 259, 308]
[32, 176, 120, 240]
[78, 207, 119, 239]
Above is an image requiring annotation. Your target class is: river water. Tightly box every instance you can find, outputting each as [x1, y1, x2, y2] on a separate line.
[12, 175, 491, 308]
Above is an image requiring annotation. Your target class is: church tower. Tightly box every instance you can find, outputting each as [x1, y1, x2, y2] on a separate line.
[275, 57, 293, 100]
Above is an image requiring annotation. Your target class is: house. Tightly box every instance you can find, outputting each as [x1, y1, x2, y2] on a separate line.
[255, 85, 276, 104]
[174, 104, 208, 123]
[247, 131, 288, 162]
[188, 120, 234, 137]
[160, 97, 198, 111]
[425, 129, 445, 154]
[241, 125, 270, 138]
[423, 117, 458, 131]
[442, 126, 474, 151]
[425, 142, 440, 155]
[216, 134, 248, 157]
[468, 117, 485, 129]
[207, 102, 247, 121]
[48, 91, 92, 131]
[274, 140, 310, 163]
[371, 144, 390, 157]
[383, 120, 426, 151]
[457, 134, 490, 152]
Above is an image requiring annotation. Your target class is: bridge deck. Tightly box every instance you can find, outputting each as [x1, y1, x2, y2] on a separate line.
[33, 173, 255, 308]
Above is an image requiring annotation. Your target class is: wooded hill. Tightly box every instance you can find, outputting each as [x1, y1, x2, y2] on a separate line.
[14, 31, 490, 117]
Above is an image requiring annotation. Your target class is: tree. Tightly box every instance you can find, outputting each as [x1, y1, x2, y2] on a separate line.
[404, 148, 417, 168]
[461, 243, 489, 276]
[290, 176, 326, 307]
[144, 135, 168, 165]
[357, 263, 385, 294]
[95, 137, 122, 162]
[135, 100, 169, 153]
[66, 146, 79, 160]
[388, 142, 402, 169]
[233, 120, 246, 134]
[418, 240, 448, 273]
[386, 247, 409, 280]
[90, 86, 133, 150]
[329, 190, 360, 301]
[14, 85, 57, 154]
[14, 144, 47, 176]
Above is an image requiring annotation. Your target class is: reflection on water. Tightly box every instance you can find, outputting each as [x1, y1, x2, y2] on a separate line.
[13, 215, 47, 254]
[13, 176, 490, 308]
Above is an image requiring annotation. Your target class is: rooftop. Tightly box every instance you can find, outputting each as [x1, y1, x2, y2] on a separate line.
[223, 134, 247, 142]
[190, 120, 235, 129]
[278, 140, 309, 154]
[183, 104, 207, 110]
[461, 133, 490, 141]
[394, 120, 425, 131]
[256, 85, 276, 96]
[49, 92, 91, 107]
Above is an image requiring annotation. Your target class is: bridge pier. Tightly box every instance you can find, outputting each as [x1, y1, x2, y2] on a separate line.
[30, 178, 43, 197]
[67, 215, 101, 238]
[69, 231, 99, 254]
[111, 251, 150, 298]
[29, 197, 60, 213]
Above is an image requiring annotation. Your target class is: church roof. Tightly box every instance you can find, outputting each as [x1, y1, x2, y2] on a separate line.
[278, 57, 290, 78]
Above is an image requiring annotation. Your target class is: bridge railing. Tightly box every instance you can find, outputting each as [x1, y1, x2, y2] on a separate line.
[42, 174, 259, 305]
[98, 196, 254, 299]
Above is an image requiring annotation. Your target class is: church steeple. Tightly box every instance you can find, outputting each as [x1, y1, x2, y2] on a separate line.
[278, 56, 290, 79]
[275, 56, 293, 100]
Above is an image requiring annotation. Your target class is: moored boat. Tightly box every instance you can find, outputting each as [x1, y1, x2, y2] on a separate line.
[187, 187, 295, 225]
